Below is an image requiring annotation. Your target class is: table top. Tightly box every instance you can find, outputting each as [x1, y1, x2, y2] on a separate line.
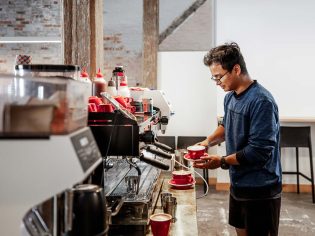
[217, 116, 315, 123]
[147, 171, 198, 236]
[279, 116, 315, 122]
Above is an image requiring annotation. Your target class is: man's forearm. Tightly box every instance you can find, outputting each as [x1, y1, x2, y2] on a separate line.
[225, 153, 240, 166]
[207, 125, 225, 146]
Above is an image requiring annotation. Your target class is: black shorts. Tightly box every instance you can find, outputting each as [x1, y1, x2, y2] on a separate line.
[229, 194, 281, 236]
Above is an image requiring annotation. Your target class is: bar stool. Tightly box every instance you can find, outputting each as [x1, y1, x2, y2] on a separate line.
[177, 136, 208, 194]
[280, 126, 315, 203]
[156, 136, 176, 152]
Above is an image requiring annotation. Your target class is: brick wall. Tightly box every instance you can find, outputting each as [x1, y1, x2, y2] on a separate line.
[0, 0, 61, 37]
[0, 0, 62, 73]
[0, 43, 61, 73]
[0, 0, 211, 85]
[103, 33, 142, 86]
[103, 0, 143, 86]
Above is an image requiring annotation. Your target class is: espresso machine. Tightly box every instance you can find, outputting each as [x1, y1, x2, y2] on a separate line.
[0, 70, 106, 236]
[88, 91, 174, 236]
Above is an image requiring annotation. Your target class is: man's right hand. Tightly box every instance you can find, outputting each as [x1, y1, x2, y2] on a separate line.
[193, 154, 221, 169]
[196, 139, 209, 147]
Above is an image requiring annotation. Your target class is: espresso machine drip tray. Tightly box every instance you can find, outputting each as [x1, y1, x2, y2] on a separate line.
[105, 158, 163, 235]
[110, 162, 160, 201]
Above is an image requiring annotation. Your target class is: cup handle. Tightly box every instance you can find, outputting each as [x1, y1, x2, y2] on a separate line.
[126, 97, 133, 103]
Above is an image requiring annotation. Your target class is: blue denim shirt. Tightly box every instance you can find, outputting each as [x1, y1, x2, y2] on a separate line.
[223, 81, 282, 199]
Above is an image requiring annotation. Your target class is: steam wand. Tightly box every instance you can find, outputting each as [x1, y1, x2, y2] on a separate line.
[139, 152, 169, 171]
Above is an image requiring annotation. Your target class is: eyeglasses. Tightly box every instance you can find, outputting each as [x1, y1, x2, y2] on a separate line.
[210, 71, 229, 84]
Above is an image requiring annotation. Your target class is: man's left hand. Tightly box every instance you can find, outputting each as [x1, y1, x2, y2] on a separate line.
[193, 155, 221, 169]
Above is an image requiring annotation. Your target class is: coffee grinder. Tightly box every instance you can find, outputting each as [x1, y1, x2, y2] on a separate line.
[0, 70, 105, 236]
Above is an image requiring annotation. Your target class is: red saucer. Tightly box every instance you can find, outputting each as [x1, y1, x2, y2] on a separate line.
[168, 179, 196, 190]
[169, 178, 195, 185]
[183, 153, 209, 162]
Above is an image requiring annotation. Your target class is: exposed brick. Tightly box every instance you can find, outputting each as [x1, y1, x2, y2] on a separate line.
[0, 43, 62, 73]
[44, 24, 59, 27]
[0, 0, 143, 84]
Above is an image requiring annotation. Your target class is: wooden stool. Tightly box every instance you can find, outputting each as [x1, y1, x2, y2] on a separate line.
[280, 126, 315, 203]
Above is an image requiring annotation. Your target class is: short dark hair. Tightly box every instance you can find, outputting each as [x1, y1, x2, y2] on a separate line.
[203, 42, 248, 75]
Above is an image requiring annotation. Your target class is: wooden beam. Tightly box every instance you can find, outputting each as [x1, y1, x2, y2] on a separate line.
[90, 0, 104, 78]
[62, 0, 103, 78]
[143, 0, 159, 89]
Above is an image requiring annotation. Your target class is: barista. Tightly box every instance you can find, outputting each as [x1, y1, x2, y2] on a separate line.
[193, 42, 282, 236]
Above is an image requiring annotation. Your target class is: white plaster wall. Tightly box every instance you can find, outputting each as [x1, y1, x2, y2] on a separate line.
[214, 0, 315, 185]
[157, 51, 218, 178]
[157, 51, 217, 137]
[157, 1, 315, 186]
[157, 52, 315, 185]
[215, 0, 315, 118]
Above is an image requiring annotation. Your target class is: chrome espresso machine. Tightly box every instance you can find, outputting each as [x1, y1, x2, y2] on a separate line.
[0, 68, 106, 236]
[88, 91, 174, 236]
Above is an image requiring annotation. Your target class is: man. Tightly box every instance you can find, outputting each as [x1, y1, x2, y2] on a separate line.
[193, 42, 282, 236]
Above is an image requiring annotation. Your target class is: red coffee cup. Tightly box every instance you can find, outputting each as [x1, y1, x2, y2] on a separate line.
[114, 96, 128, 108]
[124, 97, 134, 104]
[89, 96, 103, 105]
[150, 213, 172, 236]
[88, 103, 97, 112]
[98, 104, 114, 113]
[187, 145, 206, 159]
[172, 170, 193, 185]
[127, 105, 136, 113]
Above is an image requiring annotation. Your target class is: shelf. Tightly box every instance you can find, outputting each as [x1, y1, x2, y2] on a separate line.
[0, 37, 61, 44]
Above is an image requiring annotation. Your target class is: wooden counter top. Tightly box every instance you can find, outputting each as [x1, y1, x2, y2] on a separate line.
[147, 172, 198, 236]
[217, 116, 315, 123]
[279, 116, 315, 123]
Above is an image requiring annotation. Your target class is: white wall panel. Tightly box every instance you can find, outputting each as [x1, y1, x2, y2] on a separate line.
[157, 51, 217, 137]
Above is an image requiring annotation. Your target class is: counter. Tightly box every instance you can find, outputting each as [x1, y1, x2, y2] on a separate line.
[147, 171, 199, 236]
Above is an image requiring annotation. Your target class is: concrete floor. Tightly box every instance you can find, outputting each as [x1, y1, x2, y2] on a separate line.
[195, 184, 315, 236]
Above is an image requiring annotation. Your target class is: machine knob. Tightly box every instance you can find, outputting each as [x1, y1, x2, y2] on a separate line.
[139, 130, 155, 143]
[160, 116, 169, 125]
